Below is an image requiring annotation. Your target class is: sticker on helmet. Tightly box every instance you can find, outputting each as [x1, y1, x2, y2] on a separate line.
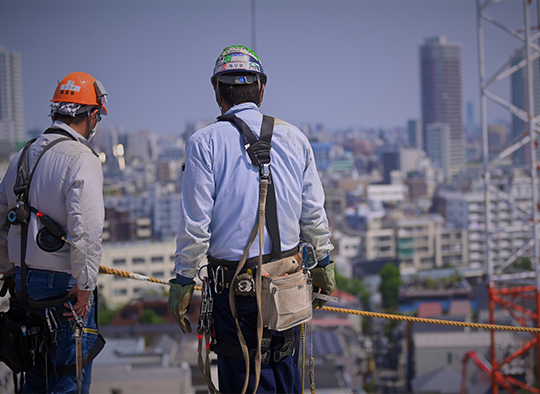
[220, 46, 260, 61]
[60, 80, 81, 92]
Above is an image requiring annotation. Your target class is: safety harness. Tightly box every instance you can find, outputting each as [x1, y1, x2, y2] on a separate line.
[2, 129, 105, 393]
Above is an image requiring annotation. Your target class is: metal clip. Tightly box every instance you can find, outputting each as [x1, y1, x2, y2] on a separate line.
[213, 266, 226, 294]
[67, 301, 84, 332]
[198, 278, 209, 333]
[45, 307, 59, 344]
[198, 276, 215, 334]
[299, 241, 318, 271]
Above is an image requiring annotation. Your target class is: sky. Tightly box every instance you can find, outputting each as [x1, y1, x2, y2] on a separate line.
[0, 0, 525, 136]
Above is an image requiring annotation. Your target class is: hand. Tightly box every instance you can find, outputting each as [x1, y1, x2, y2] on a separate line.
[63, 284, 91, 321]
[167, 279, 195, 334]
[311, 262, 336, 308]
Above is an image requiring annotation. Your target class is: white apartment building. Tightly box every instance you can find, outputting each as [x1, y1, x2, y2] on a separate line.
[396, 215, 443, 273]
[366, 183, 408, 204]
[440, 174, 532, 269]
[437, 226, 468, 269]
[99, 240, 189, 307]
[396, 214, 468, 275]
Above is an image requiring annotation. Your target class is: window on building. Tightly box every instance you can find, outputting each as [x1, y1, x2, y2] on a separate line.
[151, 256, 164, 263]
[113, 258, 126, 266]
[133, 257, 146, 264]
[114, 288, 127, 296]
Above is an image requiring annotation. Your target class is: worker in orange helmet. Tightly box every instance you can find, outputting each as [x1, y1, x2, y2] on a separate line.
[0, 71, 108, 393]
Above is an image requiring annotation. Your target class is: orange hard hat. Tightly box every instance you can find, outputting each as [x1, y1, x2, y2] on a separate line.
[51, 72, 108, 115]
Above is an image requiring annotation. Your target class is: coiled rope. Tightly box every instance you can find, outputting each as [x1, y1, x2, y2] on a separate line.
[98, 265, 540, 333]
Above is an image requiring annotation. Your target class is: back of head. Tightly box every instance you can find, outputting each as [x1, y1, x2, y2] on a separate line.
[211, 45, 267, 108]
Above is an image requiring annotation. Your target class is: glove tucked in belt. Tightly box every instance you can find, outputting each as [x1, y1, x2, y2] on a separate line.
[311, 261, 336, 308]
[167, 279, 195, 333]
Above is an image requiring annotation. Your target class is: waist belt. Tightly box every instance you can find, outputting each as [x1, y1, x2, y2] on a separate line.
[207, 246, 300, 286]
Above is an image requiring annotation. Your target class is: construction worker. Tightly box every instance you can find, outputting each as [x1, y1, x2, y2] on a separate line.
[168, 45, 335, 393]
[0, 71, 107, 393]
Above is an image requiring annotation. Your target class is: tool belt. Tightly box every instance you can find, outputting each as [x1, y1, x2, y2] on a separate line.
[0, 292, 105, 379]
[209, 246, 312, 332]
[207, 246, 300, 288]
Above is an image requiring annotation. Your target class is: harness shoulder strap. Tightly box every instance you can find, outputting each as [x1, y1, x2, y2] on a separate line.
[217, 114, 281, 260]
[14, 130, 76, 202]
[13, 132, 75, 302]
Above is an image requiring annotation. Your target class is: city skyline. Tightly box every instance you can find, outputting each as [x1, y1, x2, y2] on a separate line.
[0, 0, 523, 136]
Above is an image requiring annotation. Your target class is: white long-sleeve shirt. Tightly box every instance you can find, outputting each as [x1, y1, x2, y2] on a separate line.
[0, 121, 104, 291]
[175, 103, 333, 279]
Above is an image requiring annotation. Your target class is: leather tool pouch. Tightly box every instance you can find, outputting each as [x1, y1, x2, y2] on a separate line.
[260, 255, 312, 331]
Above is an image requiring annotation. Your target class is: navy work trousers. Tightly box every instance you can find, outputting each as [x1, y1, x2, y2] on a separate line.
[212, 288, 302, 393]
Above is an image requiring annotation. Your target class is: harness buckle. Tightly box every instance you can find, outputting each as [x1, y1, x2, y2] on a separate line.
[273, 341, 295, 363]
[260, 163, 271, 180]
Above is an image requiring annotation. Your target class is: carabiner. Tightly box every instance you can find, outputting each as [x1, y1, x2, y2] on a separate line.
[213, 266, 226, 294]
[299, 241, 318, 270]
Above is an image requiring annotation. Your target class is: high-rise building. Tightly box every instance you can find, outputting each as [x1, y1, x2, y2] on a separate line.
[420, 36, 464, 176]
[0, 46, 24, 156]
[510, 50, 540, 165]
[407, 118, 422, 149]
[425, 123, 451, 177]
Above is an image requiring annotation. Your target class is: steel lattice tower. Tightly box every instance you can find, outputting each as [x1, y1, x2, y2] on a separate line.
[476, 0, 540, 392]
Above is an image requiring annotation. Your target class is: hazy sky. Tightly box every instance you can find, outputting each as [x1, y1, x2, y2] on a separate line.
[0, 0, 524, 136]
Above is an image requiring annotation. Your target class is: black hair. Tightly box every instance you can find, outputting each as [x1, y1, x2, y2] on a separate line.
[52, 111, 89, 124]
[218, 81, 262, 107]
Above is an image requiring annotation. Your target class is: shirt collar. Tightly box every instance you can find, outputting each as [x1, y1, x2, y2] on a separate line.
[224, 102, 260, 116]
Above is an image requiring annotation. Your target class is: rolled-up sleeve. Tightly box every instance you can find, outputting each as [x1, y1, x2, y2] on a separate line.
[174, 136, 215, 279]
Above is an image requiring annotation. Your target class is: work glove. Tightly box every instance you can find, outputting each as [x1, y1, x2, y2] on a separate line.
[0, 270, 15, 298]
[167, 279, 195, 334]
[311, 262, 336, 308]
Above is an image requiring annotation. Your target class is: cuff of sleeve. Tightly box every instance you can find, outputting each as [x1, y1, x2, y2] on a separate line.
[317, 254, 331, 267]
[176, 274, 195, 285]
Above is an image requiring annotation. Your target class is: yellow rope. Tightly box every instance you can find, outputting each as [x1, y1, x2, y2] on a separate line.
[98, 265, 540, 334]
[319, 305, 540, 333]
